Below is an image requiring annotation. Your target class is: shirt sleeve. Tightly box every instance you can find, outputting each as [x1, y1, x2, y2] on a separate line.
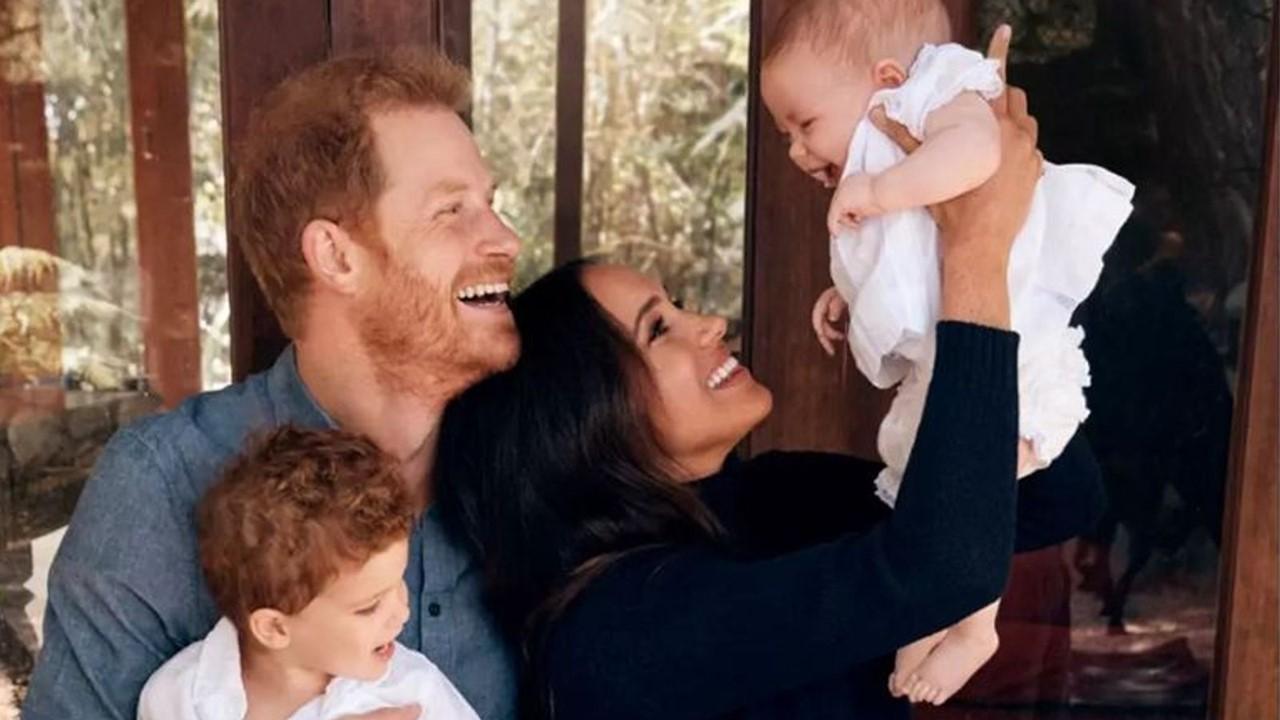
[22, 429, 205, 720]
[544, 322, 1020, 720]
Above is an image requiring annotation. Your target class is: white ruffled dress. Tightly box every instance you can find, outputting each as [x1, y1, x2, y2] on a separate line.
[828, 43, 1135, 505]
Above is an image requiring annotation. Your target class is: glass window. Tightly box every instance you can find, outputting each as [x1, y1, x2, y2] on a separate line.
[581, 0, 749, 326]
[0, 0, 226, 710]
[915, 2, 1271, 717]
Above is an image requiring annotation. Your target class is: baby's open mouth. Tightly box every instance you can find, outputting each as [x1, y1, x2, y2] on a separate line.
[373, 642, 395, 661]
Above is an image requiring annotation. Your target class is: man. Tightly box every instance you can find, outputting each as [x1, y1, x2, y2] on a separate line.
[24, 48, 519, 720]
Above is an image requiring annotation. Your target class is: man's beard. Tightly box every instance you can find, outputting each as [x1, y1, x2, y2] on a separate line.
[355, 258, 518, 401]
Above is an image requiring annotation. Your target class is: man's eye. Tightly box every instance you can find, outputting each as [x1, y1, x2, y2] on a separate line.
[438, 202, 462, 217]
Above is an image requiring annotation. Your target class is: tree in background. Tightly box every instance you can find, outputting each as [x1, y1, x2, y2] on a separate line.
[472, 0, 749, 323]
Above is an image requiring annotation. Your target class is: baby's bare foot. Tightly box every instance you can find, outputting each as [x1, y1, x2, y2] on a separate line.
[889, 630, 947, 697]
[901, 626, 999, 705]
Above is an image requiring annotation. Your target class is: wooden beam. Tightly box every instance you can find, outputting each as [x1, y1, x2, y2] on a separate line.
[1211, 7, 1280, 719]
[329, 0, 439, 56]
[0, 79, 21, 248]
[219, 0, 329, 380]
[124, 0, 202, 406]
[554, 0, 586, 265]
[744, 0, 891, 460]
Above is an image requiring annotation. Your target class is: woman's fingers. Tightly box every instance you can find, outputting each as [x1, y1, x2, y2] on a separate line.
[987, 24, 1011, 79]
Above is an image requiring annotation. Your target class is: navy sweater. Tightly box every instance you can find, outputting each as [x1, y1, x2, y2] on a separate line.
[540, 323, 1105, 719]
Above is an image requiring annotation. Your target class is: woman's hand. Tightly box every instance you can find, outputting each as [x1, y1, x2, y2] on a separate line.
[870, 24, 1042, 329]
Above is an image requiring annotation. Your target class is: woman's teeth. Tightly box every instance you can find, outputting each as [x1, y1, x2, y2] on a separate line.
[707, 356, 741, 389]
[456, 282, 511, 305]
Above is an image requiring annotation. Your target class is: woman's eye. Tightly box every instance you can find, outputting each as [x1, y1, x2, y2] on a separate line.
[672, 298, 686, 310]
[649, 317, 670, 342]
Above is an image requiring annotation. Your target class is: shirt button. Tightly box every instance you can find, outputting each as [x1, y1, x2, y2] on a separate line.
[428, 601, 442, 617]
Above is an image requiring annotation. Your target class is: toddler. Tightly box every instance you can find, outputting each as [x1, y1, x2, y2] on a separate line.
[761, 0, 1133, 706]
[138, 426, 480, 720]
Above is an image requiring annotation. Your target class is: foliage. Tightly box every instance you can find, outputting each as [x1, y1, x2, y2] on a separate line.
[29, 0, 229, 391]
[472, 0, 749, 322]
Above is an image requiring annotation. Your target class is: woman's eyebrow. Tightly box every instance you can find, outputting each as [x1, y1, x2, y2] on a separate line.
[633, 295, 662, 337]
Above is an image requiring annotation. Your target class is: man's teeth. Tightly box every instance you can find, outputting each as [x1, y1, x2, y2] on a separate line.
[456, 282, 511, 301]
[706, 356, 740, 389]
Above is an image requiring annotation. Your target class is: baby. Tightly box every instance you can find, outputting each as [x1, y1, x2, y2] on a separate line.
[138, 426, 480, 720]
[761, 0, 1133, 707]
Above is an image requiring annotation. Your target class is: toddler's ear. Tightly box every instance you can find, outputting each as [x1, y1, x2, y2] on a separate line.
[872, 59, 907, 89]
[248, 608, 293, 650]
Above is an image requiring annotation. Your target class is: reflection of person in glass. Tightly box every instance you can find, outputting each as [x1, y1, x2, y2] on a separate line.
[1073, 219, 1232, 631]
[760, 0, 1131, 703]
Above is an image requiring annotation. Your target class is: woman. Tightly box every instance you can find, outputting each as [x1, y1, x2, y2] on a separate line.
[437, 35, 1104, 720]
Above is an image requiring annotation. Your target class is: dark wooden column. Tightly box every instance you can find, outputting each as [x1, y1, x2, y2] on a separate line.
[743, 0, 890, 459]
[1211, 8, 1280, 719]
[0, 1, 58, 254]
[221, 0, 471, 380]
[124, 0, 202, 406]
[553, 0, 586, 265]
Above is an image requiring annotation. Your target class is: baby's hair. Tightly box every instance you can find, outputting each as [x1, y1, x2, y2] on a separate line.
[764, 0, 952, 68]
[196, 425, 414, 630]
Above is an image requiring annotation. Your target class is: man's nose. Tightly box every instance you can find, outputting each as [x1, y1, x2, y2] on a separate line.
[478, 207, 521, 259]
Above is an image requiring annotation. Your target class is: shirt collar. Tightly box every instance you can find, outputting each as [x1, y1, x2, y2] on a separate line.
[265, 345, 338, 430]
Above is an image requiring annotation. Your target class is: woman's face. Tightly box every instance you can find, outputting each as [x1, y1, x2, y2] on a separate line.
[582, 264, 773, 479]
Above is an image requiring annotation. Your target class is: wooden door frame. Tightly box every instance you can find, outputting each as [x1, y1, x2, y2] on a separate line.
[1210, 6, 1280, 719]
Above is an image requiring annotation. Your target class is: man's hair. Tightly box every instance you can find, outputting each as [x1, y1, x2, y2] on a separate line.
[763, 0, 952, 68]
[197, 426, 413, 629]
[231, 47, 470, 337]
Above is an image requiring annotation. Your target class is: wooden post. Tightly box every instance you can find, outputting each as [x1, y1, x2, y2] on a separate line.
[554, 0, 586, 266]
[219, 0, 329, 380]
[0, 0, 58, 254]
[124, 0, 203, 406]
[1211, 7, 1280, 719]
[221, 0, 469, 381]
[743, 0, 890, 459]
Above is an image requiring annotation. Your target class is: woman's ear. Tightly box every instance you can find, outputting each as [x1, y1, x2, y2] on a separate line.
[872, 59, 908, 89]
[247, 608, 292, 651]
[300, 218, 363, 296]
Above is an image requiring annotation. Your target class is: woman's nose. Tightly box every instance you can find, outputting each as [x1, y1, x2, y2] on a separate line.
[698, 314, 728, 345]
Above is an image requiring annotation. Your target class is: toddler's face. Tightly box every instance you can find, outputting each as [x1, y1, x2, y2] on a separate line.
[285, 537, 412, 682]
[762, 44, 875, 187]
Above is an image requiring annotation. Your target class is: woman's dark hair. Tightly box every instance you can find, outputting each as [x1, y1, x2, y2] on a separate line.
[436, 259, 723, 688]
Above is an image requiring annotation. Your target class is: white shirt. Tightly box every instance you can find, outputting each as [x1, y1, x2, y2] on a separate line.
[138, 618, 482, 720]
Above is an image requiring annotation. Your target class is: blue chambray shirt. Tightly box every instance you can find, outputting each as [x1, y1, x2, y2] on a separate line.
[22, 347, 516, 720]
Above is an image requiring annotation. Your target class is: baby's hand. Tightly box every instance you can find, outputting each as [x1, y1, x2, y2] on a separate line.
[827, 173, 884, 236]
[811, 286, 848, 356]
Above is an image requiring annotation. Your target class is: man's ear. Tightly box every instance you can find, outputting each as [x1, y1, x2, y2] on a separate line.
[872, 59, 907, 89]
[247, 608, 292, 651]
[300, 219, 364, 295]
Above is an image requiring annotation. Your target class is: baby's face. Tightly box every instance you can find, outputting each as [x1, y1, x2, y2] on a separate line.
[762, 44, 875, 187]
[284, 538, 412, 682]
